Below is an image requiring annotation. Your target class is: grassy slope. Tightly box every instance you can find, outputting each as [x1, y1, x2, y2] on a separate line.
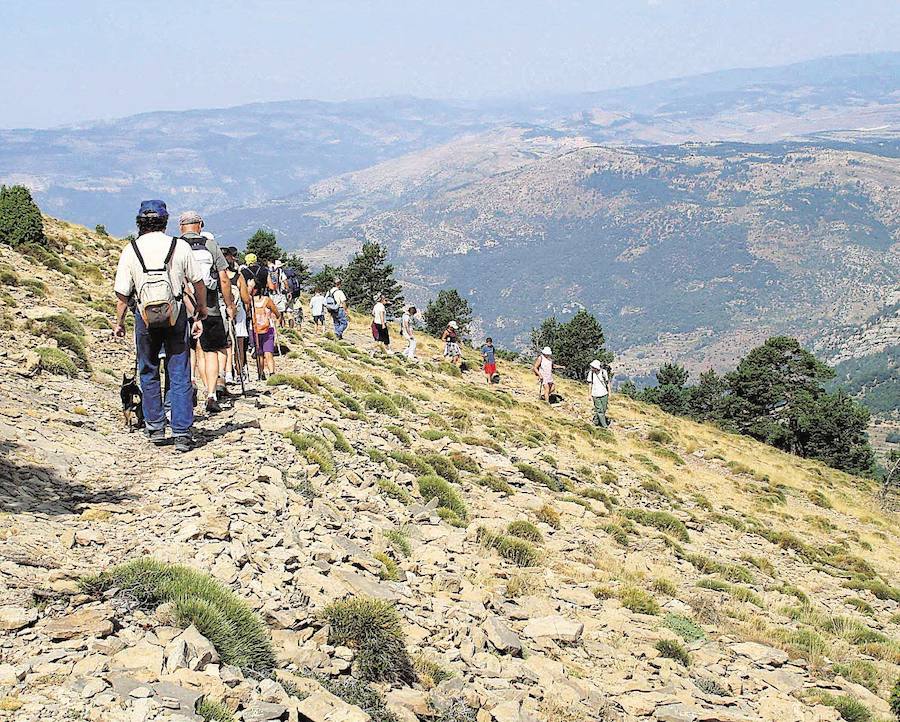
[4, 217, 898, 714]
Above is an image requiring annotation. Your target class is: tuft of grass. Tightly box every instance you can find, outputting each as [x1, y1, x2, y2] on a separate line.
[807, 489, 833, 509]
[321, 597, 415, 683]
[386, 425, 411, 445]
[816, 694, 871, 722]
[507, 520, 543, 543]
[663, 613, 706, 642]
[333, 391, 365, 415]
[655, 639, 690, 666]
[267, 372, 320, 393]
[418, 475, 468, 521]
[21, 279, 48, 298]
[391, 394, 416, 412]
[80, 559, 274, 674]
[696, 578, 762, 607]
[623, 509, 689, 542]
[601, 522, 631, 547]
[421, 453, 459, 484]
[322, 422, 353, 453]
[647, 428, 674, 444]
[388, 450, 435, 476]
[694, 677, 729, 697]
[619, 587, 660, 615]
[365, 393, 400, 417]
[890, 678, 900, 720]
[845, 598, 874, 615]
[740, 554, 775, 575]
[708, 512, 745, 531]
[44, 310, 84, 337]
[681, 553, 753, 583]
[640, 478, 672, 498]
[448, 452, 480, 473]
[477, 527, 540, 567]
[831, 660, 880, 694]
[514, 462, 561, 491]
[383, 527, 412, 557]
[460, 435, 506, 454]
[536, 503, 561, 529]
[476, 474, 514, 496]
[48, 330, 91, 370]
[692, 493, 713, 511]
[197, 699, 236, 722]
[374, 552, 402, 581]
[420, 429, 454, 442]
[844, 579, 900, 603]
[579, 486, 618, 508]
[438, 362, 462, 377]
[285, 432, 336, 477]
[376, 479, 412, 504]
[36, 347, 78, 377]
[652, 578, 677, 596]
[413, 654, 454, 690]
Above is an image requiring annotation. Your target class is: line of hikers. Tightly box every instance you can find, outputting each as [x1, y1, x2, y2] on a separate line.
[114, 199, 612, 451]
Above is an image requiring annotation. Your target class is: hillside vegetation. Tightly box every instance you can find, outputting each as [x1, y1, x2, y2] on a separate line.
[0, 219, 898, 721]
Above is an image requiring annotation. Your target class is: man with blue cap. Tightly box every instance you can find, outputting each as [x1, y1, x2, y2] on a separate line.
[113, 200, 207, 452]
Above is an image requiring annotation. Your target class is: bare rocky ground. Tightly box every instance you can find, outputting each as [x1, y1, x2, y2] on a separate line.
[0, 220, 898, 722]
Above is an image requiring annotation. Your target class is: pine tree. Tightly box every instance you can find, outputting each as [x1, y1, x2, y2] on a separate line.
[282, 255, 311, 289]
[341, 242, 404, 315]
[309, 265, 344, 293]
[531, 309, 611, 381]
[0, 185, 44, 247]
[245, 229, 283, 264]
[423, 289, 474, 338]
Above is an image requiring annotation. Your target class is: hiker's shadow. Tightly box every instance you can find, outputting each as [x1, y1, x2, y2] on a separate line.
[195, 419, 260, 444]
[0, 439, 138, 516]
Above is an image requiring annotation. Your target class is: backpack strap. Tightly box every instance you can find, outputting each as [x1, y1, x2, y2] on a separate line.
[130, 236, 177, 273]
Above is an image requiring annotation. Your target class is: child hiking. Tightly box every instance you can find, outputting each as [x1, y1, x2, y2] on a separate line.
[481, 337, 497, 384]
[251, 286, 281, 377]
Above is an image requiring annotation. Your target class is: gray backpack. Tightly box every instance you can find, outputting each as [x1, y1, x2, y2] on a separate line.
[131, 237, 180, 328]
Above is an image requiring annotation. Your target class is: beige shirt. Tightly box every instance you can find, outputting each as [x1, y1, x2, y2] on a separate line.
[372, 302, 386, 325]
[114, 232, 202, 299]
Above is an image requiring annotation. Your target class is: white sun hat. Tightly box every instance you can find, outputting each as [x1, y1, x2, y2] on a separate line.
[542, 347, 552, 356]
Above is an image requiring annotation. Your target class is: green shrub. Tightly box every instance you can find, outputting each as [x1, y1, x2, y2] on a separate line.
[476, 527, 540, 567]
[412, 654, 454, 690]
[461, 436, 506, 454]
[697, 578, 763, 607]
[890, 677, 900, 720]
[388, 450, 435, 476]
[197, 698, 236, 722]
[365, 393, 400, 417]
[374, 551, 402, 581]
[333, 392, 364, 414]
[817, 693, 871, 722]
[418, 475, 467, 521]
[623, 509, 689, 541]
[663, 613, 705, 642]
[285, 432, 336, 477]
[640, 478, 672, 498]
[377, 477, 412, 504]
[0, 268, 19, 286]
[579, 487, 618, 508]
[807, 489, 833, 509]
[267, 373, 319, 393]
[391, 394, 416, 412]
[322, 422, 353, 453]
[507, 520, 543, 543]
[50, 330, 90, 369]
[422, 453, 459, 484]
[21, 279, 47, 298]
[448, 452, 480, 473]
[438, 362, 462, 377]
[652, 578, 677, 596]
[601, 522, 631, 546]
[844, 579, 900, 602]
[619, 587, 660, 615]
[831, 660, 879, 694]
[694, 677, 729, 697]
[692, 493, 713, 511]
[80, 559, 274, 674]
[421, 429, 452, 441]
[386, 425, 411, 444]
[514, 462, 560, 491]
[321, 597, 415, 683]
[36, 347, 77, 377]
[648, 428, 674, 444]
[476, 474, 514, 496]
[655, 639, 690, 666]
[846, 597, 874, 615]
[383, 527, 412, 557]
[44, 310, 84, 336]
[681, 553, 753, 583]
[368, 448, 388, 464]
[311, 676, 401, 722]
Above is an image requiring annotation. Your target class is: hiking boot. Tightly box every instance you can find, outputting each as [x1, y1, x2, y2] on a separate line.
[148, 428, 166, 445]
[205, 397, 222, 414]
[217, 385, 235, 400]
[174, 435, 192, 453]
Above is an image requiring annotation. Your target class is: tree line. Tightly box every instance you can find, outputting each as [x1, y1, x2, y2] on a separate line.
[0, 188, 882, 480]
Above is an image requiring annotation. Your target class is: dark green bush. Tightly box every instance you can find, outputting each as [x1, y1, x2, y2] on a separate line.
[418, 475, 467, 521]
[365, 393, 400, 417]
[514, 462, 560, 491]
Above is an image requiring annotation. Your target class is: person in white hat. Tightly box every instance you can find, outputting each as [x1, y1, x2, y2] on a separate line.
[533, 346, 556, 403]
[441, 320, 462, 366]
[588, 359, 611, 427]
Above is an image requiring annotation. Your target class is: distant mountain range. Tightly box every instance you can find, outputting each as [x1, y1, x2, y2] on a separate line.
[1, 52, 898, 407]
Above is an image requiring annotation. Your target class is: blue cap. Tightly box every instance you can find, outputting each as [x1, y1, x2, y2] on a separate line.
[137, 200, 168, 218]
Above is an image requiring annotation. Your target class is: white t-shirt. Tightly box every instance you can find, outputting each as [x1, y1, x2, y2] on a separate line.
[114, 232, 201, 301]
[310, 294, 325, 316]
[588, 368, 610, 397]
[331, 288, 347, 308]
[401, 311, 413, 338]
[372, 302, 386, 325]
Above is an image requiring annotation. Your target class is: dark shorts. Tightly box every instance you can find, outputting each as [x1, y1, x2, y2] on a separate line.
[258, 328, 276, 354]
[199, 315, 228, 352]
[313, 314, 325, 325]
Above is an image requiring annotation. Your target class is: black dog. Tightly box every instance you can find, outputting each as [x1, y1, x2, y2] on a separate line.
[120, 373, 144, 431]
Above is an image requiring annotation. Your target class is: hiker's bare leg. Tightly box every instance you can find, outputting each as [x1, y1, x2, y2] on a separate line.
[265, 352, 275, 375]
[202, 348, 218, 397]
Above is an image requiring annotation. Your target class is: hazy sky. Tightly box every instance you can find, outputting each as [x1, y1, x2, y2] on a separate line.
[3, 0, 899, 128]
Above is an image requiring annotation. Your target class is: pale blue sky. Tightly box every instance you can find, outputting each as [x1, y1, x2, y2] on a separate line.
[3, 0, 899, 128]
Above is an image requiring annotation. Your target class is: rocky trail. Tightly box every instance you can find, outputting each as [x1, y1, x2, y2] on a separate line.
[0, 220, 898, 722]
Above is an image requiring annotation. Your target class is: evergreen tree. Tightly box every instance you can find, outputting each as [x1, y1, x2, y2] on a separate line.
[687, 369, 728, 422]
[245, 229, 282, 264]
[94, 224, 108, 237]
[423, 289, 474, 338]
[309, 265, 344, 293]
[531, 309, 611, 381]
[341, 242, 404, 315]
[656, 362, 689, 388]
[0, 185, 44, 247]
[797, 390, 876, 476]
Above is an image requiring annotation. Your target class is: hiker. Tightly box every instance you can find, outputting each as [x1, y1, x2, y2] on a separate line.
[533, 346, 556, 403]
[310, 288, 326, 335]
[113, 200, 206, 452]
[400, 305, 417, 360]
[283, 264, 303, 329]
[270, 259, 288, 326]
[442, 321, 462, 366]
[179, 213, 235, 414]
[481, 337, 497, 384]
[327, 278, 349, 339]
[587, 359, 611, 427]
[242, 253, 270, 297]
[223, 246, 250, 384]
[371, 293, 390, 349]
[251, 284, 282, 377]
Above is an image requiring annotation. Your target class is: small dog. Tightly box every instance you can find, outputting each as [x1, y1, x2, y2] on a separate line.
[120, 373, 144, 431]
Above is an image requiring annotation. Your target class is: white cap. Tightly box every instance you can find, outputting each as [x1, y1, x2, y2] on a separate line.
[449, 321, 458, 329]
[590, 359, 603, 370]
[542, 347, 552, 356]
[200, 230, 215, 241]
